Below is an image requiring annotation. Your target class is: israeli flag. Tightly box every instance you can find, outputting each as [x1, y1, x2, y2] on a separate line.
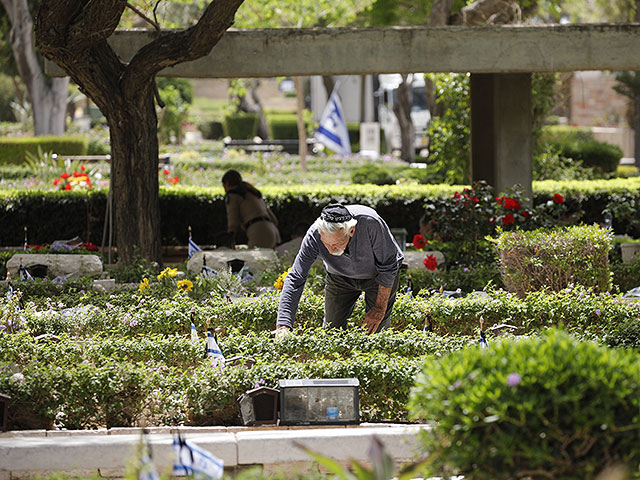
[190, 323, 198, 343]
[139, 451, 160, 480]
[479, 330, 489, 349]
[315, 89, 351, 156]
[188, 237, 201, 258]
[206, 330, 225, 367]
[18, 264, 33, 282]
[173, 435, 224, 479]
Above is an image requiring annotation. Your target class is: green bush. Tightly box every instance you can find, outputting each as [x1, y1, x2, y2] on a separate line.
[223, 113, 258, 139]
[197, 120, 224, 140]
[0, 136, 88, 165]
[409, 329, 640, 479]
[267, 113, 307, 139]
[351, 163, 396, 185]
[541, 125, 623, 174]
[496, 225, 612, 297]
[605, 317, 640, 351]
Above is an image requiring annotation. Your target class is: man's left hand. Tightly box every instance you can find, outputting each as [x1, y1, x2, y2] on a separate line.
[363, 306, 385, 334]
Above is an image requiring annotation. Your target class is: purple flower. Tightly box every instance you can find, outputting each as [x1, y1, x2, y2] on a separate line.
[507, 372, 521, 387]
[463, 267, 469, 272]
[453, 380, 462, 389]
[595, 309, 601, 316]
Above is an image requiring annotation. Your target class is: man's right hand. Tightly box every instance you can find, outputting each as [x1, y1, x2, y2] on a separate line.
[274, 324, 292, 339]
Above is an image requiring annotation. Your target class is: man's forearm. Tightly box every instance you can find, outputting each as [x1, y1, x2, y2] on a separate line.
[363, 284, 391, 334]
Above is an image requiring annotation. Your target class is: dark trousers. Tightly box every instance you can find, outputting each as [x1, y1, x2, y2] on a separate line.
[323, 271, 401, 333]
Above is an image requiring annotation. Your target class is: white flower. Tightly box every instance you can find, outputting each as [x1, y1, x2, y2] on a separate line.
[10, 372, 25, 383]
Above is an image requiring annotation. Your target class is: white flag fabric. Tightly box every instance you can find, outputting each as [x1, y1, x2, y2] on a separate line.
[188, 237, 202, 258]
[138, 451, 160, 480]
[190, 323, 198, 343]
[315, 90, 351, 156]
[206, 330, 225, 367]
[173, 435, 224, 479]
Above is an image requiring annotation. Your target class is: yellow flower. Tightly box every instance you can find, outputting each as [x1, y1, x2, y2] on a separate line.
[157, 267, 179, 281]
[273, 267, 292, 291]
[177, 279, 193, 292]
[139, 278, 150, 293]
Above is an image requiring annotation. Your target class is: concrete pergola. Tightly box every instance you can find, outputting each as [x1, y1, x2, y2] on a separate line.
[47, 24, 640, 197]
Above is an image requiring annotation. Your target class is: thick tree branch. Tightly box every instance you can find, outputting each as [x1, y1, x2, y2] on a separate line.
[123, 0, 245, 90]
[35, 0, 127, 54]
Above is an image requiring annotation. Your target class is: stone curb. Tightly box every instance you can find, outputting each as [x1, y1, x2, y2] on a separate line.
[0, 424, 428, 477]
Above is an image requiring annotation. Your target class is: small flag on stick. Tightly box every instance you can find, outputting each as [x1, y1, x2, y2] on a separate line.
[206, 329, 225, 367]
[188, 225, 201, 259]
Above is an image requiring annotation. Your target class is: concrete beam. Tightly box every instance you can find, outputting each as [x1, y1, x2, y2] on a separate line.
[45, 24, 640, 78]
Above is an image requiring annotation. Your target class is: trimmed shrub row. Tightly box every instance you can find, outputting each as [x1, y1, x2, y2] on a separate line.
[0, 136, 88, 165]
[3, 179, 640, 246]
[11, 287, 640, 339]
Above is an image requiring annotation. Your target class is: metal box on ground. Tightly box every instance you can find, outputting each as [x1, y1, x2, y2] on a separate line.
[279, 378, 360, 426]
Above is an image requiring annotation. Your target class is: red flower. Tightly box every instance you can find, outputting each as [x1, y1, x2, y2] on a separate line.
[423, 254, 438, 271]
[53, 178, 61, 186]
[553, 193, 564, 204]
[412, 234, 427, 250]
[163, 169, 170, 175]
[470, 196, 479, 203]
[496, 196, 504, 204]
[64, 184, 72, 191]
[522, 211, 531, 219]
[168, 176, 179, 185]
[73, 171, 82, 177]
[60, 172, 70, 179]
[453, 192, 461, 199]
[503, 198, 521, 210]
[80, 165, 86, 172]
[502, 213, 515, 225]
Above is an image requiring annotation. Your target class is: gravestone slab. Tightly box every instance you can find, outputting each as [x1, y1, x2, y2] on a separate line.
[6, 254, 103, 279]
[402, 251, 445, 271]
[187, 249, 278, 275]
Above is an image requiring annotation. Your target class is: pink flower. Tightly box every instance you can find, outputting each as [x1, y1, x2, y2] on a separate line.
[507, 372, 521, 387]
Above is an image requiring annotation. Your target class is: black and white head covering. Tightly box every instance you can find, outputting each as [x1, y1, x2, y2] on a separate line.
[320, 204, 352, 223]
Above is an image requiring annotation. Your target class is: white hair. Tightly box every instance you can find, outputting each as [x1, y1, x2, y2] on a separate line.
[315, 217, 358, 236]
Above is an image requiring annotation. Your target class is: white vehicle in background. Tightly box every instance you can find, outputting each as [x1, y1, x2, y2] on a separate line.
[377, 73, 431, 154]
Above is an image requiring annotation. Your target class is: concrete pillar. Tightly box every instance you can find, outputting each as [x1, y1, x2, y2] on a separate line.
[470, 73, 533, 200]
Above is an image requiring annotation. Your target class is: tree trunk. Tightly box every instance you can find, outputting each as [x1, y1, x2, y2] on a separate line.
[108, 84, 162, 264]
[393, 75, 415, 162]
[1, 0, 69, 135]
[238, 79, 269, 139]
[293, 76, 308, 170]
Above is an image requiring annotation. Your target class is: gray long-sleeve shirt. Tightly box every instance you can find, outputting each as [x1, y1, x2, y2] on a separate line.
[277, 205, 404, 329]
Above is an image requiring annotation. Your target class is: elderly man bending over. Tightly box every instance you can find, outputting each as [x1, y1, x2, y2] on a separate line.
[276, 204, 404, 336]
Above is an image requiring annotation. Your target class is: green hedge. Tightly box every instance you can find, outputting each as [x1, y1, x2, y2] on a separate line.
[222, 113, 258, 139]
[266, 113, 310, 140]
[0, 136, 88, 165]
[409, 329, 640, 478]
[496, 225, 612, 296]
[541, 125, 624, 173]
[3, 178, 640, 246]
